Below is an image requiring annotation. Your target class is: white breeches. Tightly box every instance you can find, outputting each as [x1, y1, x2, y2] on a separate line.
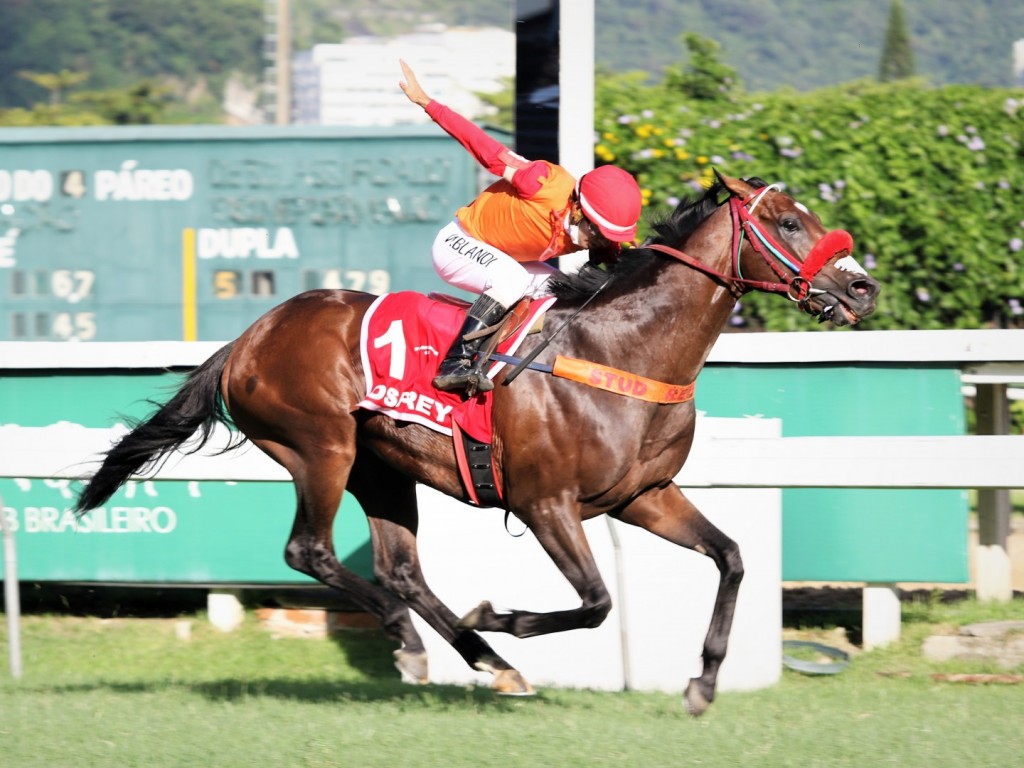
[431, 219, 559, 308]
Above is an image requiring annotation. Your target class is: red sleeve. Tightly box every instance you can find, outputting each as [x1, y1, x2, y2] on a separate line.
[425, 100, 528, 179]
[507, 160, 551, 197]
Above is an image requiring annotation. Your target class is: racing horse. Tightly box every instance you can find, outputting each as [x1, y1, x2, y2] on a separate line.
[74, 174, 879, 715]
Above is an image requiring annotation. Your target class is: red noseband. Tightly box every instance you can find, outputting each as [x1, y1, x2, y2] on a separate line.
[800, 229, 854, 280]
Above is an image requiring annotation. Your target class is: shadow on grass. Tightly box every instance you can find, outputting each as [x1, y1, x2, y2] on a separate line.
[328, 629, 399, 680]
[44, 677, 552, 710]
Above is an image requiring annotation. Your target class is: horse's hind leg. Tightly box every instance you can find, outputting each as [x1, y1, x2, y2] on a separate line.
[276, 443, 427, 682]
[616, 484, 744, 717]
[346, 451, 533, 695]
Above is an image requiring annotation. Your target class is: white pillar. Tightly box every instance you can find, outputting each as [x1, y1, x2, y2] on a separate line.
[557, 0, 595, 277]
[975, 544, 1013, 602]
[208, 589, 245, 632]
[558, 0, 594, 178]
[862, 584, 901, 650]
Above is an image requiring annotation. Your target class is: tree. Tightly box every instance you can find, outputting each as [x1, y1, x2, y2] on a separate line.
[878, 0, 915, 81]
[17, 69, 91, 105]
[71, 80, 172, 125]
[664, 33, 740, 101]
[0, 77, 170, 126]
[476, 77, 514, 132]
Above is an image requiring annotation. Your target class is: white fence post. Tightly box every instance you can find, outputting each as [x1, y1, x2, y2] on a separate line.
[862, 583, 901, 650]
[1, 493, 23, 679]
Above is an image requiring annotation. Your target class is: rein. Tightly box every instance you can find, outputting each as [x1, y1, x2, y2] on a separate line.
[646, 190, 854, 305]
[496, 184, 853, 398]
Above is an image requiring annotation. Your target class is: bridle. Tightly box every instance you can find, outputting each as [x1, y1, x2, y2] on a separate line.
[646, 185, 854, 307]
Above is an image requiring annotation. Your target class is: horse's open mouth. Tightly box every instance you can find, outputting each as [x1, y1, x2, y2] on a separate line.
[808, 297, 861, 326]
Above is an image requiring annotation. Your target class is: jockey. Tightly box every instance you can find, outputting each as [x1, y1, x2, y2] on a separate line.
[399, 59, 643, 394]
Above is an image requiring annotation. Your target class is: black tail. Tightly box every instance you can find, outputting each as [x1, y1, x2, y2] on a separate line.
[74, 342, 239, 514]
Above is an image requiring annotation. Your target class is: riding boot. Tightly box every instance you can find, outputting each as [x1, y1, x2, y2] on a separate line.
[433, 294, 509, 394]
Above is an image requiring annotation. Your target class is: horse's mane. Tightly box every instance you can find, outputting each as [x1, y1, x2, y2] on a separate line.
[549, 176, 768, 304]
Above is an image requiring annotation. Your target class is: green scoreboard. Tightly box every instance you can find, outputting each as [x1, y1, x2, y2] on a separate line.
[0, 125, 484, 341]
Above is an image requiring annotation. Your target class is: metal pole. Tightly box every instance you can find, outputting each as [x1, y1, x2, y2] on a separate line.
[974, 383, 1012, 601]
[1, 494, 23, 679]
[605, 517, 632, 691]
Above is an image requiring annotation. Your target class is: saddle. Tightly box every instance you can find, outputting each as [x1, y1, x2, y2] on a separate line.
[428, 293, 540, 346]
[358, 292, 555, 509]
[428, 293, 537, 509]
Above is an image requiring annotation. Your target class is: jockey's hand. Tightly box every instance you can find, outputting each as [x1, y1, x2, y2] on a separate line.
[399, 60, 431, 108]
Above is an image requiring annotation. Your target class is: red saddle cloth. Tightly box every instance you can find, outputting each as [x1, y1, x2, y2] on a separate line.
[357, 291, 555, 443]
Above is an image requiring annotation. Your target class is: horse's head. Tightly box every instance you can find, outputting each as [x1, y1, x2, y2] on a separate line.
[717, 173, 880, 326]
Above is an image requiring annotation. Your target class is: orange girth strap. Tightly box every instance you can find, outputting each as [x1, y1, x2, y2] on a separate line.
[551, 355, 695, 404]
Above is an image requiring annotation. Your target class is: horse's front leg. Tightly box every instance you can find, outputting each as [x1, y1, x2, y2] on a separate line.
[458, 498, 613, 638]
[615, 484, 743, 717]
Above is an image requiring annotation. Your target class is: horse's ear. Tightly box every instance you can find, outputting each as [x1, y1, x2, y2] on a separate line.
[715, 170, 757, 199]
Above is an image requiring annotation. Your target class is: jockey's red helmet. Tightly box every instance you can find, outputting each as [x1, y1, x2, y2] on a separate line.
[576, 165, 642, 243]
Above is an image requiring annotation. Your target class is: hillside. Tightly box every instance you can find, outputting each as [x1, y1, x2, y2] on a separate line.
[1, 0, 1022, 113]
[605, 0, 1024, 91]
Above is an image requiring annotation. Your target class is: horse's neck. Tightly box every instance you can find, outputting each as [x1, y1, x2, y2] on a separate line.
[611, 273, 735, 385]
[604, 222, 737, 385]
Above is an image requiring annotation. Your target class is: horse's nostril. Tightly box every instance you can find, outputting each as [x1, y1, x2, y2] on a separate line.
[849, 278, 880, 300]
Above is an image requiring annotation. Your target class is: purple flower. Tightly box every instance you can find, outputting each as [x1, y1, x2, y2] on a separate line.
[864, 253, 877, 270]
[1009, 298, 1024, 316]
[967, 136, 985, 151]
[666, 196, 681, 207]
[729, 302, 745, 326]
[937, 125, 949, 137]
[916, 287, 931, 303]
[1010, 238, 1023, 252]
[999, 180, 1011, 190]
[617, 114, 635, 125]
[953, 262, 965, 272]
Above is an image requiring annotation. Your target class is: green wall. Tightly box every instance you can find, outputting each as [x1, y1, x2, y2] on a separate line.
[698, 364, 968, 582]
[0, 369, 372, 583]
[0, 363, 967, 584]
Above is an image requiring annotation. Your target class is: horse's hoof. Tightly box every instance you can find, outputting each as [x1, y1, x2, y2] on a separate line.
[683, 678, 711, 717]
[393, 649, 429, 685]
[492, 668, 535, 697]
[457, 600, 493, 630]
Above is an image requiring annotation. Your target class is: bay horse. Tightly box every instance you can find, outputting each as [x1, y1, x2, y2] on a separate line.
[74, 173, 879, 715]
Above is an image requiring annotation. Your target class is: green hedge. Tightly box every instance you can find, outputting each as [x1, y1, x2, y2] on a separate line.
[596, 76, 1024, 331]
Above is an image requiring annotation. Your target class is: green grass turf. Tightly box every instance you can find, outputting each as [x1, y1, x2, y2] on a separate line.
[2, 596, 1022, 768]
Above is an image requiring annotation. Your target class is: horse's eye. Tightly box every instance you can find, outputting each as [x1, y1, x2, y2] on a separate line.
[780, 217, 801, 233]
